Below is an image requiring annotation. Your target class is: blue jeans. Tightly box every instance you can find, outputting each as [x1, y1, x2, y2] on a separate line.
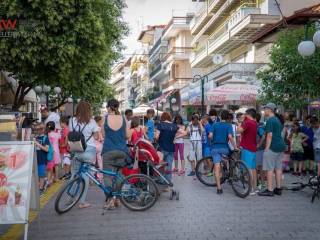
[71, 146, 96, 204]
[211, 148, 230, 164]
[162, 151, 174, 183]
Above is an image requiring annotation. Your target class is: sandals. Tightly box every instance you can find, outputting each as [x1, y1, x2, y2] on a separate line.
[104, 198, 119, 210]
[79, 203, 91, 209]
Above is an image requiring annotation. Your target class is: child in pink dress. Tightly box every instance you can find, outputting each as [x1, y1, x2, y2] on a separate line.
[46, 121, 61, 185]
[94, 116, 104, 182]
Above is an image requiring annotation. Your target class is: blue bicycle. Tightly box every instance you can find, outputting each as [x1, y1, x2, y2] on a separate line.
[54, 158, 159, 214]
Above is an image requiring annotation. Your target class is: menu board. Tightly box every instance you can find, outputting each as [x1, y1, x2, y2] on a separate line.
[0, 142, 34, 224]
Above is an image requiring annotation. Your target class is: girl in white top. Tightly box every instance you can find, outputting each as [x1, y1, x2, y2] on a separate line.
[69, 101, 99, 209]
[187, 114, 204, 177]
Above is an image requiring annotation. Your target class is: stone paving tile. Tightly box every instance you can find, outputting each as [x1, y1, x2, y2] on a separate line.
[20, 141, 320, 239]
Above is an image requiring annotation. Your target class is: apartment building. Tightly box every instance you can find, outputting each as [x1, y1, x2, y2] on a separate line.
[109, 58, 131, 112]
[145, 15, 194, 111]
[189, 0, 319, 108]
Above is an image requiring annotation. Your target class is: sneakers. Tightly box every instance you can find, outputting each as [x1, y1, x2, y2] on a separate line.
[258, 189, 274, 197]
[187, 171, 195, 176]
[273, 188, 282, 196]
[217, 189, 223, 195]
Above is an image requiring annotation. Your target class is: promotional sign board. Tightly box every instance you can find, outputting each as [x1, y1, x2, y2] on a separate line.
[0, 141, 34, 239]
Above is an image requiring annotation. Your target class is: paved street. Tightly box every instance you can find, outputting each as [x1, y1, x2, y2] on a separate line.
[23, 141, 320, 240]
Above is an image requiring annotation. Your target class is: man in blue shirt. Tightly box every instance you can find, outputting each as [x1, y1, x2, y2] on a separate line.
[301, 116, 315, 175]
[146, 109, 155, 143]
[209, 110, 237, 195]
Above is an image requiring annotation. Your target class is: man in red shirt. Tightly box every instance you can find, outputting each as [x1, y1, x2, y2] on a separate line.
[237, 108, 258, 195]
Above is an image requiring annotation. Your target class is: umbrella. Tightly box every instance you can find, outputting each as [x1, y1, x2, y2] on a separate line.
[132, 104, 163, 116]
[206, 84, 259, 105]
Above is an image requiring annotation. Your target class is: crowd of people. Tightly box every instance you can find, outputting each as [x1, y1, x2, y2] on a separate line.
[33, 99, 320, 209]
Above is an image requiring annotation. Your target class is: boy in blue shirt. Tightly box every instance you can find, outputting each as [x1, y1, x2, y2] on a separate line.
[209, 110, 237, 194]
[146, 109, 155, 143]
[34, 123, 50, 195]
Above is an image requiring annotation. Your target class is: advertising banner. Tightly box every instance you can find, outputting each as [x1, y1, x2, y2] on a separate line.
[0, 141, 34, 224]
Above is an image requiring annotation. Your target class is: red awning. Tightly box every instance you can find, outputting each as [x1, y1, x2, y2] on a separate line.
[150, 89, 176, 105]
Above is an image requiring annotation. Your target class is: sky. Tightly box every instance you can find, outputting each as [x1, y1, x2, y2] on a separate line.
[122, 0, 196, 56]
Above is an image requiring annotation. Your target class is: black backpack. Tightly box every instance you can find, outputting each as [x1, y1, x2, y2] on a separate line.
[68, 118, 92, 152]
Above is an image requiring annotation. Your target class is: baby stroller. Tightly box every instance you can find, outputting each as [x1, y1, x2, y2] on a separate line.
[129, 139, 180, 200]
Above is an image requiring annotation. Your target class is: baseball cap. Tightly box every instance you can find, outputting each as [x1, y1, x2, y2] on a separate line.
[263, 103, 277, 112]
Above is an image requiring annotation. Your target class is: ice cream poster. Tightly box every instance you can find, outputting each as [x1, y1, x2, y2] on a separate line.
[0, 142, 34, 224]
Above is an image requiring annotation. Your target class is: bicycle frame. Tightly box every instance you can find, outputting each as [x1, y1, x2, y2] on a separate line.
[76, 162, 126, 197]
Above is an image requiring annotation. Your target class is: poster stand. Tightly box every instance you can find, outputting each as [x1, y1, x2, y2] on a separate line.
[0, 141, 36, 240]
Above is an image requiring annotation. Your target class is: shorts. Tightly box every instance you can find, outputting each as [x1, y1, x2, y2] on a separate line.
[188, 141, 202, 161]
[263, 149, 283, 171]
[211, 148, 230, 164]
[290, 152, 304, 161]
[303, 146, 314, 160]
[38, 164, 46, 178]
[256, 150, 264, 167]
[62, 153, 71, 165]
[241, 148, 256, 169]
[202, 146, 211, 158]
[314, 149, 320, 163]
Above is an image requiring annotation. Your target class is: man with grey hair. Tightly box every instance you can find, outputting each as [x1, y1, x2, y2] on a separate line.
[259, 103, 286, 197]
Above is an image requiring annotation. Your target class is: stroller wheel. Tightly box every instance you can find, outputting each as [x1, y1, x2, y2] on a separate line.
[169, 189, 173, 200]
[175, 190, 180, 201]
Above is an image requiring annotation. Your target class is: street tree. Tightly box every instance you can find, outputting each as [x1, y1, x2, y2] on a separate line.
[0, 0, 127, 111]
[257, 25, 320, 110]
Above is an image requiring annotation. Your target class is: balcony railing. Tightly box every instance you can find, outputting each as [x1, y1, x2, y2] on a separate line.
[228, 7, 260, 29]
[149, 64, 162, 79]
[162, 47, 193, 61]
[161, 78, 192, 92]
[149, 38, 162, 56]
[190, 3, 209, 32]
[162, 17, 193, 37]
[208, 7, 261, 50]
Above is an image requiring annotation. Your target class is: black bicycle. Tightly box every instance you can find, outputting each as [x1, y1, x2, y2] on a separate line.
[284, 175, 320, 203]
[195, 151, 252, 198]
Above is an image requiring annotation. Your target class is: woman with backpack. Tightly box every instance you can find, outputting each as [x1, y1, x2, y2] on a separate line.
[102, 99, 131, 210]
[69, 101, 99, 209]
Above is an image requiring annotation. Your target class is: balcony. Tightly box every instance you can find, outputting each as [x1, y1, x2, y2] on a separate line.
[207, 62, 265, 83]
[162, 17, 193, 40]
[208, 7, 280, 55]
[149, 64, 162, 80]
[208, 0, 225, 13]
[149, 38, 162, 56]
[190, 43, 211, 68]
[161, 78, 191, 93]
[162, 47, 193, 63]
[109, 72, 124, 85]
[190, 3, 212, 35]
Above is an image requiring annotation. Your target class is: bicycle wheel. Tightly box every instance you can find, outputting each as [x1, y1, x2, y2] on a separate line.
[309, 175, 320, 190]
[55, 176, 85, 214]
[119, 174, 158, 211]
[230, 161, 251, 198]
[195, 157, 225, 187]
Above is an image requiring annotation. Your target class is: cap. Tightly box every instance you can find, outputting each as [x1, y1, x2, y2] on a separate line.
[263, 103, 277, 112]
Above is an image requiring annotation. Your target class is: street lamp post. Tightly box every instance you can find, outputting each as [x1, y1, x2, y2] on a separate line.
[192, 74, 207, 116]
[34, 85, 61, 109]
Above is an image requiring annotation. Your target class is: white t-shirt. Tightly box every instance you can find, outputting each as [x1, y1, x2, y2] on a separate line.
[69, 118, 99, 148]
[188, 124, 202, 141]
[44, 112, 61, 130]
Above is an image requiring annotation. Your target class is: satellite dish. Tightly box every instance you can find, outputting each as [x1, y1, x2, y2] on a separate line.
[212, 54, 224, 65]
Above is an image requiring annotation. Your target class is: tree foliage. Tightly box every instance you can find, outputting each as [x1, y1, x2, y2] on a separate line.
[257, 25, 320, 110]
[0, 0, 127, 111]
